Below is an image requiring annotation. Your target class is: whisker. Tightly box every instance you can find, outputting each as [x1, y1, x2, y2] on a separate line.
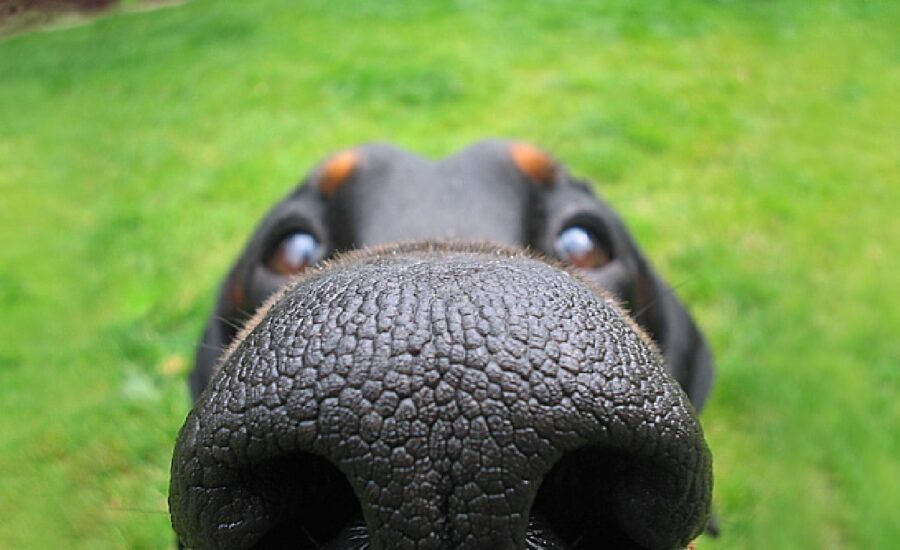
[214, 315, 245, 332]
[195, 342, 227, 353]
[233, 306, 259, 319]
[632, 278, 692, 322]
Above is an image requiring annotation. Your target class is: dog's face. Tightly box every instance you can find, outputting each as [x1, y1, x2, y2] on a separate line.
[191, 140, 712, 409]
[175, 140, 714, 549]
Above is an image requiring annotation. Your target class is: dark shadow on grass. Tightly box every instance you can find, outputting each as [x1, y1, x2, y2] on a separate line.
[0, 0, 183, 38]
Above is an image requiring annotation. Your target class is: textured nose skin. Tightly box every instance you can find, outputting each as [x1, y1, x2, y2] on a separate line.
[170, 244, 711, 550]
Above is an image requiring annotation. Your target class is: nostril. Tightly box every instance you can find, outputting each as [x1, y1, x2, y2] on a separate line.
[534, 447, 635, 548]
[533, 445, 704, 550]
[246, 452, 361, 549]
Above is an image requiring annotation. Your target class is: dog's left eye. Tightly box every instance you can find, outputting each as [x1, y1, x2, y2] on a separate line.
[555, 226, 611, 269]
[266, 232, 322, 275]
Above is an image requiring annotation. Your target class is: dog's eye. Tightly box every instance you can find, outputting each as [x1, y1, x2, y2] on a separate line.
[266, 232, 322, 275]
[555, 226, 610, 269]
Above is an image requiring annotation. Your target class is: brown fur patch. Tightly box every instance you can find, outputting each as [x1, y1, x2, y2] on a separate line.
[318, 149, 360, 197]
[229, 281, 244, 312]
[509, 142, 556, 185]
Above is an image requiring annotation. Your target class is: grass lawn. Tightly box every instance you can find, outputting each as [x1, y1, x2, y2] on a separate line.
[0, 0, 897, 547]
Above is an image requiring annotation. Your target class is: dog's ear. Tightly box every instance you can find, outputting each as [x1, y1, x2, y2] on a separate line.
[632, 257, 715, 411]
[189, 261, 247, 400]
[535, 173, 714, 412]
[589, 209, 715, 412]
[188, 178, 332, 401]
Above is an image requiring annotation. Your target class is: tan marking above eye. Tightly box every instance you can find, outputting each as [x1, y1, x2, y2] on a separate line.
[318, 149, 360, 197]
[509, 142, 556, 185]
[229, 282, 244, 311]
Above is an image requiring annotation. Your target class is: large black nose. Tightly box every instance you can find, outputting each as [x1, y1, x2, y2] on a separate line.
[170, 243, 711, 550]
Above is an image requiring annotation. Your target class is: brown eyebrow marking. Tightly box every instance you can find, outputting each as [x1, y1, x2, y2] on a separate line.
[230, 280, 244, 311]
[509, 142, 556, 185]
[318, 149, 360, 197]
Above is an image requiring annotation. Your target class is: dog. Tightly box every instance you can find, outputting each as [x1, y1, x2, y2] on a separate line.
[176, 139, 716, 548]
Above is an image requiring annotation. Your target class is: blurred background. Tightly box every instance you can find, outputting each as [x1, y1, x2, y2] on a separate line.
[0, 0, 897, 547]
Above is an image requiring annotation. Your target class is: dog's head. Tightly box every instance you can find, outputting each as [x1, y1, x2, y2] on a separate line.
[191, 140, 713, 409]
[174, 140, 714, 549]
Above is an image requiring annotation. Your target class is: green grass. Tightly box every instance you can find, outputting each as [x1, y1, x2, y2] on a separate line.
[1, 0, 897, 547]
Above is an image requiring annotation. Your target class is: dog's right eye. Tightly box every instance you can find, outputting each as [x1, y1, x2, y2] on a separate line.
[266, 232, 322, 275]
[554, 226, 611, 269]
